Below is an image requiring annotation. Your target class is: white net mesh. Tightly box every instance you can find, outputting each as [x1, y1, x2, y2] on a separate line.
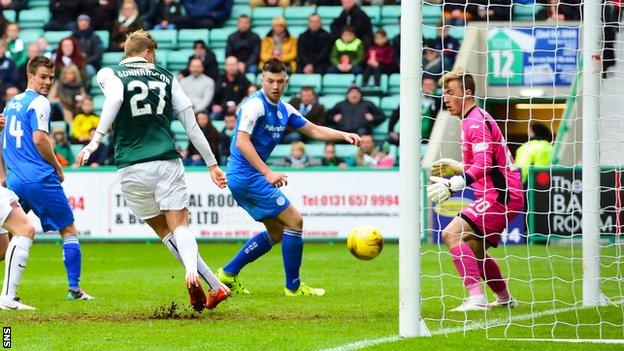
[421, 0, 624, 341]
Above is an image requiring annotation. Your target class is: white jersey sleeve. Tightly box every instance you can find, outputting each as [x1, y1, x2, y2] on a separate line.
[171, 77, 193, 113]
[95, 67, 124, 135]
[237, 98, 265, 134]
[28, 95, 51, 133]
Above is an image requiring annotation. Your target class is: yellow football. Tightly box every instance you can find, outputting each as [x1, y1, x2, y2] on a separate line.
[347, 225, 384, 260]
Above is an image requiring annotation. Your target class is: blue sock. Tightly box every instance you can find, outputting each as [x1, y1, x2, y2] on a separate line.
[224, 231, 274, 275]
[282, 229, 303, 291]
[62, 235, 81, 291]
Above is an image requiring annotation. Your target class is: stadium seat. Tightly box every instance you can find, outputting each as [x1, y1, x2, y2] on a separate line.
[361, 6, 381, 27]
[89, 76, 101, 96]
[149, 30, 177, 49]
[315, 6, 342, 23]
[252, 7, 284, 27]
[373, 119, 389, 140]
[3, 10, 16, 22]
[234, 0, 247, 4]
[288, 26, 307, 38]
[95, 30, 110, 47]
[178, 29, 209, 48]
[253, 26, 271, 38]
[93, 95, 106, 114]
[213, 48, 226, 70]
[167, 50, 193, 72]
[356, 74, 388, 94]
[226, 5, 252, 27]
[423, 25, 438, 40]
[43, 31, 72, 49]
[304, 143, 325, 158]
[423, 4, 443, 25]
[322, 74, 355, 95]
[284, 6, 315, 27]
[270, 144, 291, 158]
[380, 25, 399, 40]
[155, 49, 169, 67]
[18, 8, 50, 29]
[245, 72, 256, 84]
[102, 52, 124, 67]
[28, 0, 49, 8]
[448, 26, 466, 41]
[513, 4, 544, 21]
[380, 95, 400, 117]
[388, 74, 400, 95]
[20, 29, 44, 44]
[380, 5, 400, 26]
[363, 96, 381, 107]
[335, 144, 357, 159]
[212, 120, 226, 132]
[287, 73, 322, 96]
[209, 28, 232, 49]
[318, 94, 344, 110]
[70, 144, 83, 157]
[50, 121, 67, 133]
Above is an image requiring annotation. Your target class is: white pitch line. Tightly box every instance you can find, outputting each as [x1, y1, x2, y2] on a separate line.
[490, 338, 624, 344]
[321, 300, 624, 351]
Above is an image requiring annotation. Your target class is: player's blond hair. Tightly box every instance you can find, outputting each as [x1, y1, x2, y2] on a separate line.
[124, 29, 157, 57]
[440, 68, 476, 96]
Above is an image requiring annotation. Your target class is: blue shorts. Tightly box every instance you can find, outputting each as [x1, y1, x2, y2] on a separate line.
[227, 172, 290, 222]
[7, 173, 74, 232]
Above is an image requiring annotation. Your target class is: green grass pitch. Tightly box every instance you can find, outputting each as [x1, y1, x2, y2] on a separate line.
[1, 242, 623, 350]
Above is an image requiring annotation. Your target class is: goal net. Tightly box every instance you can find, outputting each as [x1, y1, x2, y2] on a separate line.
[418, 0, 624, 341]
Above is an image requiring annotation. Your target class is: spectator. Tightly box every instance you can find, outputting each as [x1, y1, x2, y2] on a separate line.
[85, 0, 117, 32]
[180, 58, 216, 113]
[18, 43, 40, 90]
[330, 0, 373, 47]
[0, 0, 23, 10]
[297, 14, 332, 74]
[433, 24, 460, 70]
[181, 40, 219, 81]
[443, 0, 478, 26]
[361, 29, 393, 87]
[45, 0, 83, 31]
[328, 85, 385, 135]
[185, 111, 221, 166]
[328, 26, 364, 74]
[0, 12, 7, 39]
[422, 42, 443, 78]
[260, 17, 298, 73]
[53, 37, 88, 86]
[281, 141, 319, 167]
[36, 38, 54, 59]
[135, 0, 158, 28]
[250, 0, 289, 7]
[473, 0, 512, 21]
[321, 143, 347, 168]
[72, 96, 100, 144]
[84, 128, 108, 167]
[179, 0, 233, 29]
[373, 142, 395, 168]
[212, 56, 251, 119]
[5, 23, 27, 69]
[351, 134, 379, 166]
[52, 127, 75, 167]
[284, 86, 326, 143]
[387, 76, 441, 146]
[71, 14, 104, 77]
[48, 65, 87, 124]
[110, 0, 144, 52]
[515, 122, 554, 183]
[0, 41, 19, 91]
[152, 0, 183, 30]
[536, 0, 582, 21]
[391, 16, 400, 73]
[218, 112, 236, 164]
[226, 15, 261, 74]
[0, 86, 19, 112]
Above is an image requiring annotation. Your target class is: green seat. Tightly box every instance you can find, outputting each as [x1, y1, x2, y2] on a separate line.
[252, 7, 284, 27]
[380, 5, 400, 26]
[448, 26, 466, 41]
[289, 26, 307, 38]
[305, 143, 325, 158]
[178, 29, 209, 48]
[513, 4, 544, 21]
[380, 25, 399, 40]
[423, 4, 443, 26]
[3, 10, 16, 22]
[234, 0, 247, 5]
[70, 144, 83, 157]
[209, 28, 232, 49]
[226, 5, 252, 27]
[245, 72, 256, 84]
[335, 144, 356, 159]
[270, 144, 291, 158]
[20, 29, 44, 44]
[361, 6, 381, 27]
[388, 74, 400, 95]
[89, 75, 101, 95]
[102, 52, 124, 67]
[27, 0, 49, 8]
[50, 120, 67, 133]
[95, 30, 110, 47]
[213, 48, 226, 71]
[167, 49, 193, 72]
[363, 96, 380, 106]
[253, 26, 271, 38]
[212, 120, 226, 132]
[380, 95, 400, 117]
[18, 8, 50, 29]
[423, 25, 438, 40]
[43, 31, 72, 49]
[287, 73, 322, 96]
[318, 94, 344, 110]
[373, 119, 389, 140]
[93, 95, 106, 115]
[284, 6, 315, 27]
[155, 49, 169, 67]
[316, 6, 342, 23]
[322, 73, 355, 95]
[356, 74, 388, 94]
[149, 30, 177, 49]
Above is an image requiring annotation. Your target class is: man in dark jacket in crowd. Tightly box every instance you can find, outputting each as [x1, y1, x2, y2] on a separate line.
[71, 15, 103, 77]
[45, 0, 83, 31]
[211, 56, 251, 120]
[328, 85, 385, 135]
[297, 14, 332, 74]
[330, 0, 373, 47]
[179, 0, 233, 29]
[284, 86, 326, 143]
[181, 40, 219, 82]
[85, 0, 116, 32]
[226, 15, 261, 74]
[0, 41, 19, 92]
[135, 0, 158, 29]
[152, 0, 184, 29]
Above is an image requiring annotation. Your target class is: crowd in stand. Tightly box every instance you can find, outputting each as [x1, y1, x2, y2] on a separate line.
[0, 0, 616, 169]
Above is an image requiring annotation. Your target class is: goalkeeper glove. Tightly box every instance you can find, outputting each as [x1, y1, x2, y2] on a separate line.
[427, 176, 466, 205]
[431, 158, 464, 177]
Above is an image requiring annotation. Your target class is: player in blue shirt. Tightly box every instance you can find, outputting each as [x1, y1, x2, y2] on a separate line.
[0, 56, 93, 301]
[216, 59, 361, 296]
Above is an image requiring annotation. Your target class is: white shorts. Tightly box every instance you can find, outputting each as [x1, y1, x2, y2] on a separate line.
[118, 159, 189, 220]
[0, 187, 19, 235]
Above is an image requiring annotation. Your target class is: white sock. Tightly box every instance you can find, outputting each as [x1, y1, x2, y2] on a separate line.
[162, 234, 221, 294]
[1, 236, 32, 302]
